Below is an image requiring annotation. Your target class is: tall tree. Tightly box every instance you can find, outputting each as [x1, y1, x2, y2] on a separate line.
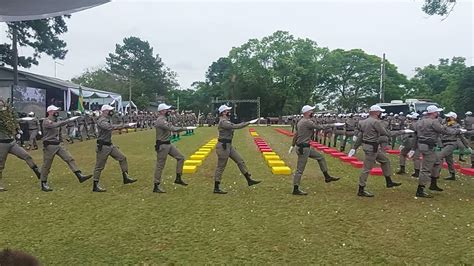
[422, 0, 456, 16]
[105, 36, 178, 108]
[0, 17, 69, 68]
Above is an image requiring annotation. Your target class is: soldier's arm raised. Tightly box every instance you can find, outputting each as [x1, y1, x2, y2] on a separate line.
[220, 120, 250, 130]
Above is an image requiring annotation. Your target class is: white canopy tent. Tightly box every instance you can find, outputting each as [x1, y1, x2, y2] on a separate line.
[67, 87, 122, 112]
[0, 0, 110, 22]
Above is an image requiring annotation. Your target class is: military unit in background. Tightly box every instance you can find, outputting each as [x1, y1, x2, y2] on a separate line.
[1, 98, 473, 198]
[288, 105, 472, 198]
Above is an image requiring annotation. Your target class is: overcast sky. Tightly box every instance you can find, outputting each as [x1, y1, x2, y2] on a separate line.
[2, 0, 473, 89]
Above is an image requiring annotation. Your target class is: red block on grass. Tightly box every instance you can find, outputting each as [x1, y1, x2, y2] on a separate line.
[460, 168, 474, 176]
[331, 152, 346, 158]
[340, 156, 358, 162]
[323, 148, 337, 154]
[386, 149, 401, 155]
[443, 162, 461, 170]
[260, 148, 273, 152]
[351, 161, 364, 168]
[370, 167, 384, 176]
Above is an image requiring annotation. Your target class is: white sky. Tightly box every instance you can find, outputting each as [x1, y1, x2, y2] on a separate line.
[1, 0, 473, 89]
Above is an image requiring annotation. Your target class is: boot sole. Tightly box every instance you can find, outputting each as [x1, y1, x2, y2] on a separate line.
[124, 180, 137, 184]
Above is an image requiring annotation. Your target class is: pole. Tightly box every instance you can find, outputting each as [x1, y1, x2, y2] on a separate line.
[128, 68, 132, 103]
[12, 24, 18, 86]
[379, 53, 386, 103]
[177, 96, 180, 111]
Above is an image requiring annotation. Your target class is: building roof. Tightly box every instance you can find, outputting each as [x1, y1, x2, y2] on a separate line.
[0, 66, 120, 97]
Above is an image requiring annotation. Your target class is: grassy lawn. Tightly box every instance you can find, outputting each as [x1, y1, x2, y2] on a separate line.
[0, 126, 473, 264]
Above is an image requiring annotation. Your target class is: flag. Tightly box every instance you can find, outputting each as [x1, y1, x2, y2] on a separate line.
[77, 86, 85, 113]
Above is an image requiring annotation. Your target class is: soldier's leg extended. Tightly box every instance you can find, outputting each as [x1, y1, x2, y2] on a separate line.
[292, 146, 310, 195]
[412, 149, 421, 177]
[9, 143, 41, 179]
[29, 130, 38, 149]
[110, 145, 135, 185]
[229, 146, 260, 186]
[439, 144, 456, 180]
[92, 145, 111, 192]
[358, 148, 376, 197]
[56, 146, 91, 183]
[168, 145, 187, 186]
[376, 150, 400, 188]
[153, 144, 171, 193]
[213, 143, 230, 193]
[308, 148, 340, 182]
[0, 143, 11, 191]
[397, 145, 411, 174]
[417, 146, 436, 197]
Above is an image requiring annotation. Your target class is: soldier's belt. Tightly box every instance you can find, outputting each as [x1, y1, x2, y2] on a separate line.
[218, 139, 232, 149]
[155, 140, 171, 151]
[362, 141, 379, 153]
[418, 141, 436, 149]
[43, 140, 60, 147]
[0, 139, 14, 143]
[296, 143, 310, 154]
[97, 140, 112, 146]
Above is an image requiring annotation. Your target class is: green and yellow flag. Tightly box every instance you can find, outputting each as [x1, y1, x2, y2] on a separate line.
[77, 86, 84, 113]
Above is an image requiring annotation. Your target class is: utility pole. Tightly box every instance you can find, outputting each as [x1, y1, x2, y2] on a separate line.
[128, 68, 132, 103]
[379, 53, 386, 103]
[12, 23, 19, 86]
[54, 61, 64, 78]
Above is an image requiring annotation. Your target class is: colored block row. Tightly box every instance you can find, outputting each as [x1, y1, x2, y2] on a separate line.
[251, 133, 291, 175]
[183, 138, 218, 174]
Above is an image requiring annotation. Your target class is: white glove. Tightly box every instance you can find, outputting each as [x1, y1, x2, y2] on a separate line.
[16, 134, 21, 139]
[352, 136, 358, 142]
[334, 122, 345, 127]
[348, 149, 356, 157]
[186, 126, 197, 130]
[288, 146, 294, 154]
[408, 150, 415, 158]
[459, 129, 467, 133]
[128, 122, 137, 127]
[399, 145, 404, 151]
[69, 116, 79, 121]
[248, 118, 259, 124]
[38, 131, 42, 135]
[403, 129, 414, 134]
[18, 130, 23, 134]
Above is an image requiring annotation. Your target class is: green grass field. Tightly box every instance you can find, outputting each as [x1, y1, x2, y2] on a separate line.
[1, 126, 473, 264]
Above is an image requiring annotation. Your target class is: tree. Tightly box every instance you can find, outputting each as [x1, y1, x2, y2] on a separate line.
[316, 49, 408, 112]
[0, 17, 69, 68]
[422, 0, 456, 17]
[454, 66, 474, 115]
[105, 36, 178, 109]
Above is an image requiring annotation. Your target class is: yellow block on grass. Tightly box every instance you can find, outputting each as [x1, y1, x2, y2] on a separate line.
[267, 160, 285, 167]
[264, 155, 281, 161]
[271, 166, 292, 175]
[184, 160, 202, 166]
[190, 155, 205, 160]
[183, 165, 197, 174]
[262, 152, 276, 156]
[195, 151, 209, 156]
[202, 145, 214, 149]
[199, 148, 211, 152]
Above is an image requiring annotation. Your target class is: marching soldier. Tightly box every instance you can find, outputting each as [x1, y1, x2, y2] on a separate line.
[153, 103, 189, 193]
[340, 113, 356, 152]
[438, 112, 470, 181]
[92, 105, 136, 192]
[349, 105, 402, 197]
[289, 105, 340, 195]
[0, 104, 41, 191]
[333, 114, 345, 148]
[396, 113, 421, 176]
[213, 105, 261, 194]
[86, 111, 97, 138]
[65, 112, 76, 143]
[412, 105, 462, 198]
[26, 112, 40, 150]
[39, 105, 92, 192]
[463, 111, 474, 168]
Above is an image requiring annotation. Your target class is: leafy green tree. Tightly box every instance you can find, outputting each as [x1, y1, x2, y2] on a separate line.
[422, 0, 456, 16]
[0, 17, 69, 68]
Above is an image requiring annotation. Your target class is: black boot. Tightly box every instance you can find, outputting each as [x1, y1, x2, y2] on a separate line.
[357, 185, 374, 197]
[174, 173, 188, 186]
[244, 173, 261, 186]
[213, 181, 227, 194]
[74, 171, 92, 183]
[429, 177, 443, 191]
[444, 173, 456, 181]
[31, 166, 41, 179]
[416, 185, 432, 198]
[92, 181, 106, 192]
[153, 183, 166, 193]
[385, 176, 402, 188]
[396, 166, 406, 175]
[339, 147, 345, 152]
[292, 185, 307, 195]
[323, 172, 340, 183]
[411, 169, 420, 178]
[122, 172, 137, 184]
[41, 181, 53, 192]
